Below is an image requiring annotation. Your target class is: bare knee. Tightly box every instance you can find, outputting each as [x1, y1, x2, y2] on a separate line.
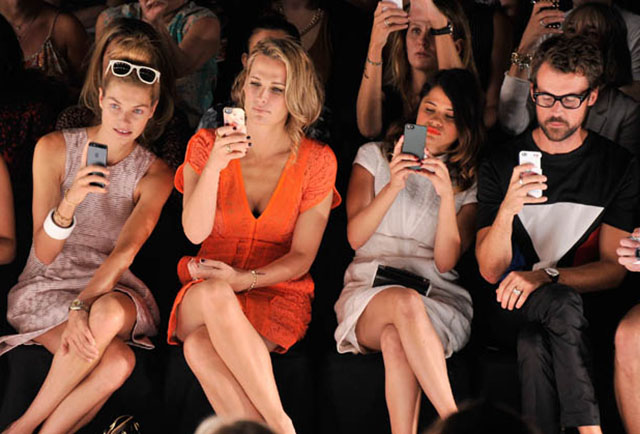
[96, 341, 136, 394]
[615, 314, 640, 369]
[89, 294, 132, 339]
[391, 289, 426, 323]
[193, 279, 237, 311]
[380, 324, 404, 359]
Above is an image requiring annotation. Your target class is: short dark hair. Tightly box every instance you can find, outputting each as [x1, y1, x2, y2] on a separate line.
[245, 14, 301, 53]
[530, 34, 604, 89]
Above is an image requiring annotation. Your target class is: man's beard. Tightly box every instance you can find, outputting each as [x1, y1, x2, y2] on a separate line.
[539, 116, 580, 142]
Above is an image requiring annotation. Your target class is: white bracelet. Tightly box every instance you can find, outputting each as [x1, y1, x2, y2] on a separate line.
[43, 208, 75, 240]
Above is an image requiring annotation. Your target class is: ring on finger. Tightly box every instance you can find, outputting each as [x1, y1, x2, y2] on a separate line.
[225, 144, 232, 154]
[518, 178, 524, 185]
[384, 17, 390, 27]
[512, 288, 523, 296]
[539, 19, 546, 27]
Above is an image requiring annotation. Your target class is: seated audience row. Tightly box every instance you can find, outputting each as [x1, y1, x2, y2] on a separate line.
[1, 0, 640, 433]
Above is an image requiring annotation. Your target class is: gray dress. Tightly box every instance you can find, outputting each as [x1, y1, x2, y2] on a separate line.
[0, 128, 160, 356]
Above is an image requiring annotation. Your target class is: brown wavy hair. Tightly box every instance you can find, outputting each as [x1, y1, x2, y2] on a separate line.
[386, 0, 477, 118]
[382, 69, 485, 192]
[81, 18, 175, 144]
[231, 37, 324, 153]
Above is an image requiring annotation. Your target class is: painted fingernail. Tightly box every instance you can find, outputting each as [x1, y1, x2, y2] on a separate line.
[248, 142, 253, 147]
[200, 258, 205, 263]
[246, 136, 251, 139]
[233, 126, 237, 130]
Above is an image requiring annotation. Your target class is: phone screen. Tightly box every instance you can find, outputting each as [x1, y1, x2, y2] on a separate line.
[402, 124, 426, 169]
[87, 142, 108, 187]
[223, 107, 246, 128]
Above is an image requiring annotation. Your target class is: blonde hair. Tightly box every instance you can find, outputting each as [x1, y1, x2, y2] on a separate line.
[81, 18, 175, 143]
[231, 37, 324, 153]
[386, 0, 477, 118]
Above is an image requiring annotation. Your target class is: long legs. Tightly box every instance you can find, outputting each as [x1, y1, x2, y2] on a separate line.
[176, 280, 295, 434]
[355, 287, 457, 434]
[5, 292, 137, 434]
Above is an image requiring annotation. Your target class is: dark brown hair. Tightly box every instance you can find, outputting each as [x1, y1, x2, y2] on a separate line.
[563, 3, 632, 87]
[385, 0, 477, 118]
[530, 34, 604, 89]
[382, 68, 485, 192]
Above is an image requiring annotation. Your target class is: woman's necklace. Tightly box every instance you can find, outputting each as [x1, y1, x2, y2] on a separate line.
[276, 2, 324, 37]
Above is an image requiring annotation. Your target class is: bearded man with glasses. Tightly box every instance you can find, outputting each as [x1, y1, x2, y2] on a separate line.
[475, 34, 640, 434]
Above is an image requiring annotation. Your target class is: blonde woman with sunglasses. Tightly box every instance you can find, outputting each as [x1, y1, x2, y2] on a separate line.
[0, 54, 173, 433]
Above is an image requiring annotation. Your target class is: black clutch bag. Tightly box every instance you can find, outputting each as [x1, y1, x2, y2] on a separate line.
[373, 265, 431, 296]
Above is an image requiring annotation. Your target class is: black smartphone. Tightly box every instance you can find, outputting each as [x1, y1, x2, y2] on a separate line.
[531, 0, 562, 28]
[87, 142, 108, 188]
[402, 123, 426, 170]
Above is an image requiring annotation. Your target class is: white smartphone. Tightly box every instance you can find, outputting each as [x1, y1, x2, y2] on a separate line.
[387, 0, 403, 8]
[518, 151, 543, 198]
[223, 107, 246, 133]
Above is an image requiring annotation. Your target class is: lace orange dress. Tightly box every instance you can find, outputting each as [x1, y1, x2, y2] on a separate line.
[167, 129, 341, 352]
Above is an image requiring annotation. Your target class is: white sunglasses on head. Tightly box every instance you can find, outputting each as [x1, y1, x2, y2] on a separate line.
[105, 59, 161, 85]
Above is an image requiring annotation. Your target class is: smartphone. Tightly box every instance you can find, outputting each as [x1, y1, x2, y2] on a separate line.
[386, 0, 403, 9]
[223, 107, 246, 132]
[519, 151, 543, 198]
[402, 123, 426, 170]
[531, 0, 562, 28]
[87, 142, 108, 188]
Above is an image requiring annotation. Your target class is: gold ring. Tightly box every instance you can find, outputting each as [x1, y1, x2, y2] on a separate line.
[384, 18, 390, 27]
[225, 144, 232, 153]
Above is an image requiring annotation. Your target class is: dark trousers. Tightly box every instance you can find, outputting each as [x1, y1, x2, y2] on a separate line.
[490, 283, 600, 433]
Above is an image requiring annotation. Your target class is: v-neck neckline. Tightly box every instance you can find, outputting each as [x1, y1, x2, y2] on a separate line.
[234, 151, 295, 221]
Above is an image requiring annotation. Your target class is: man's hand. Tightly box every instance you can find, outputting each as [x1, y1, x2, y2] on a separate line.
[497, 164, 547, 218]
[497, 269, 550, 310]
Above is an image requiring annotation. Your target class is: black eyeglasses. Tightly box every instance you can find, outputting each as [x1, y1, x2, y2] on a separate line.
[532, 88, 592, 109]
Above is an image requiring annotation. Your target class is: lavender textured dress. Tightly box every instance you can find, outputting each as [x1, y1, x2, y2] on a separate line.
[0, 128, 160, 356]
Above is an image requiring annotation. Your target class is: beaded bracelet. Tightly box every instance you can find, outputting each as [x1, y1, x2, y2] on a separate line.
[247, 270, 259, 292]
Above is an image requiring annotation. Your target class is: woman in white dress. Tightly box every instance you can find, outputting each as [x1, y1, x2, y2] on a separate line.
[335, 68, 485, 432]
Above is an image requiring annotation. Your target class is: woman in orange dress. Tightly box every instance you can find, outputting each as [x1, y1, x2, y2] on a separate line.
[167, 37, 340, 434]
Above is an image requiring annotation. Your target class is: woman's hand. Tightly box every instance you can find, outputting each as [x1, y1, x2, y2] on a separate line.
[65, 162, 110, 207]
[204, 125, 250, 173]
[417, 156, 454, 199]
[369, 1, 409, 54]
[617, 228, 640, 272]
[188, 258, 251, 292]
[140, 0, 169, 25]
[61, 310, 98, 362]
[388, 136, 421, 193]
[517, 0, 564, 54]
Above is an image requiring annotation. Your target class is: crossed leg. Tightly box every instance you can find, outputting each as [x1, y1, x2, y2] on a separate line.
[355, 287, 457, 434]
[5, 292, 137, 434]
[176, 279, 295, 434]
